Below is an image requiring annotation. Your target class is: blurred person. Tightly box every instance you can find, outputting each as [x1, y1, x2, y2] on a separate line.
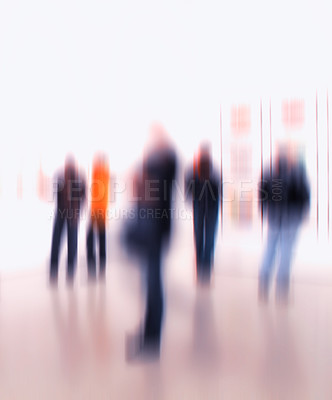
[86, 154, 110, 281]
[50, 156, 86, 285]
[126, 124, 177, 360]
[258, 144, 310, 304]
[185, 144, 221, 285]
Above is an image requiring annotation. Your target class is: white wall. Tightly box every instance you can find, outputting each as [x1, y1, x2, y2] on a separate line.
[1, 0, 332, 270]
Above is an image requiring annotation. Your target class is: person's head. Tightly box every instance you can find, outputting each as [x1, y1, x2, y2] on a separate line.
[93, 152, 109, 169]
[146, 122, 173, 153]
[198, 142, 212, 179]
[274, 143, 290, 176]
[64, 154, 77, 180]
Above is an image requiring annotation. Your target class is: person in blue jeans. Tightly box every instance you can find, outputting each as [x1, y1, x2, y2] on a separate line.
[186, 144, 221, 284]
[259, 145, 310, 303]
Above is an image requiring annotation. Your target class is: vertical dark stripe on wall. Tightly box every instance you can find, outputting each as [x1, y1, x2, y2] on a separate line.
[260, 100, 263, 239]
[269, 99, 272, 173]
[316, 92, 319, 238]
[220, 105, 223, 235]
[327, 92, 330, 239]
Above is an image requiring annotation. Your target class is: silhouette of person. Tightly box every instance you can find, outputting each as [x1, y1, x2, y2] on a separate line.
[86, 154, 110, 281]
[126, 125, 177, 360]
[50, 156, 86, 285]
[186, 144, 221, 284]
[258, 144, 310, 303]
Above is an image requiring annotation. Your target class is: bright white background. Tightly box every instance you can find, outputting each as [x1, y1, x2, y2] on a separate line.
[1, 0, 332, 169]
[1, 0, 332, 270]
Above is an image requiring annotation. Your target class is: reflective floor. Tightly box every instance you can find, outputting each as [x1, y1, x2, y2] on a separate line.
[0, 221, 332, 399]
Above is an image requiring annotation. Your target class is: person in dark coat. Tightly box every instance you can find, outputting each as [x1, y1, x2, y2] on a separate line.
[126, 126, 177, 360]
[186, 144, 221, 284]
[258, 145, 310, 303]
[50, 156, 86, 285]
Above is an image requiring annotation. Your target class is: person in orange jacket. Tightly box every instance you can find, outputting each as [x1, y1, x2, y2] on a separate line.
[86, 153, 110, 281]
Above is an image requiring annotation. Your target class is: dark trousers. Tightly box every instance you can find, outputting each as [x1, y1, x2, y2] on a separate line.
[50, 211, 78, 282]
[194, 201, 218, 281]
[86, 221, 106, 280]
[143, 226, 163, 350]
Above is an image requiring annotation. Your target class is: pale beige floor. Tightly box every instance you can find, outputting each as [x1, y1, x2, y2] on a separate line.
[1, 222, 332, 400]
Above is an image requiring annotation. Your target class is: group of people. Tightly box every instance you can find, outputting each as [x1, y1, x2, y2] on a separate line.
[50, 153, 110, 285]
[49, 131, 310, 359]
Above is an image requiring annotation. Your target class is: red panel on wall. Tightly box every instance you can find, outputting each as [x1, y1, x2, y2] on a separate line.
[231, 105, 251, 136]
[282, 99, 305, 129]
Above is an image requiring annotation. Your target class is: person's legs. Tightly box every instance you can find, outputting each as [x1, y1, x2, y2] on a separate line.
[87, 222, 96, 280]
[126, 219, 162, 361]
[259, 223, 280, 301]
[67, 220, 78, 284]
[143, 229, 163, 353]
[98, 222, 106, 280]
[276, 220, 299, 302]
[194, 201, 204, 281]
[50, 211, 65, 283]
[202, 203, 218, 282]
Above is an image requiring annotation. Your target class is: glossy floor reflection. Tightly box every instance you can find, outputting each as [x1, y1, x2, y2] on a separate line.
[0, 225, 331, 399]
